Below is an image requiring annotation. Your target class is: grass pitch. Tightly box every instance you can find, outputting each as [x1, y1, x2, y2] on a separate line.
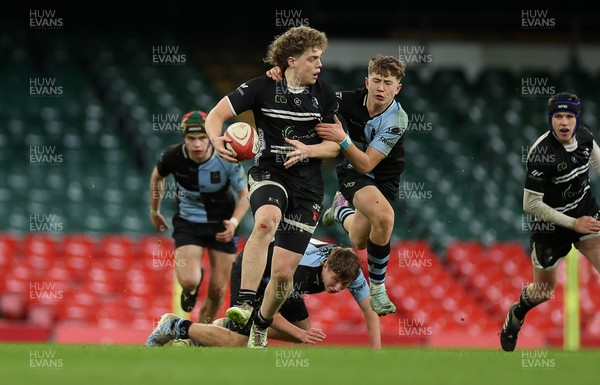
[1, 343, 598, 385]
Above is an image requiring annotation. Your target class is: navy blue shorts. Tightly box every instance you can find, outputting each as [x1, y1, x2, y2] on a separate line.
[172, 215, 238, 253]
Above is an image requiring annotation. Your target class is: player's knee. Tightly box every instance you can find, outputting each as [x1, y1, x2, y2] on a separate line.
[180, 276, 200, 292]
[252, 206, 281, 233]
[251, 216, 279, 236]
[371, 212, 394, 235]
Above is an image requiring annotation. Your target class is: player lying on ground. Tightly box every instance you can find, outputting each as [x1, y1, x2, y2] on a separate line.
[146, 238, 381, 349]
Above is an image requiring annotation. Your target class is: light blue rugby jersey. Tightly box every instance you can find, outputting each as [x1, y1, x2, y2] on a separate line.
[174, 152, 246, 223]
[299, 238, 370, 302]
[337, 88, 408, 183]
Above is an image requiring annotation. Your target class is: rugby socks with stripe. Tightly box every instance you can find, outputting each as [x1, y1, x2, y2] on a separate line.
[336, 206, 354, 232]
[367, 239, 390, 284]
[237, 289, 256, 306]
[253, 310, 273, 329]
[172, 319, 193, 339]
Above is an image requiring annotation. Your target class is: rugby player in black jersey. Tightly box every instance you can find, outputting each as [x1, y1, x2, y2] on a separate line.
[205, 26, 340, 348]
[500, 92, 600, 351]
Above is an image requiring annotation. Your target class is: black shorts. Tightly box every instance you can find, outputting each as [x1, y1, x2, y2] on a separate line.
[224, 297, 309, 336]
[171, 215, 238, 253]
[228, 249, 309, 336]
[530, 199, 600, 270]
[335, 163, 398, 204]
[248, 169, 323, 255]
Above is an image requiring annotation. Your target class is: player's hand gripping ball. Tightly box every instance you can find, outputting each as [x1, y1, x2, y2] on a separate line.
[225, 122, 259, 160]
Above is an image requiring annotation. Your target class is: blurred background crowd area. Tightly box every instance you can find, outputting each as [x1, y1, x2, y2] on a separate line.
[2, 3, 600, 345]
[2, 3, 599, 250]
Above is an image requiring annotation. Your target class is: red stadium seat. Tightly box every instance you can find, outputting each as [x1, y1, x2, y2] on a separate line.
[56, 288, 99, 324]
[0, 292, 27, 319]
[22, 233, 58, 257]
[27, 278, 70, 306]
[446, 241, 484, 265]
[96, 301, 130, 328]
[27, 303, 57, 327]
[84, 262, 121, 295]
[3, 262, 32, 293]
[487, 242, 530, 263]
[0, 233, 20, 270]
[22, 234, 59, 272]
[46, 261, 73, 282]
[124, 269, 156, 300]
[393, 240, 440, 276]
[62, 234, 98, 278]
[100, 235, 136, 271]
[138, 235, 175, 271]
[0, 233, 20, 250]
[57, 304, 98, 324]
[584, 313, 600, 337]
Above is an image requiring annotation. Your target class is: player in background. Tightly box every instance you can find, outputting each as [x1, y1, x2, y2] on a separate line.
[205, 26, 340, 348]
[282, 54, 407, 316]
[149, 111, 249, 323]
[146, 238, 381, 349]
[500, 92, 600, 351]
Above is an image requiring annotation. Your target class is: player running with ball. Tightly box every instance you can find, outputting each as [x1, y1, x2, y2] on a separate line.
[205, 26, 340, 348]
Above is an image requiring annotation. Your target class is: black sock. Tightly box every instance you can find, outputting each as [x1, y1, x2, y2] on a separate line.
[237, 289, 256, 306]
[253, 310, 273, 329]
[513, 287, 536, 320]
[173, 319, 192, 339]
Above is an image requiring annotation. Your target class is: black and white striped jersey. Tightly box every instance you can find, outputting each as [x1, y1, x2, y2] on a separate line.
[525, 127, 595, 216]
[226, 75, 338, 201]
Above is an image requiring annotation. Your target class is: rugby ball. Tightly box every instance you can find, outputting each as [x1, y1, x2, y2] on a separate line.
[225, 122, 259, 160]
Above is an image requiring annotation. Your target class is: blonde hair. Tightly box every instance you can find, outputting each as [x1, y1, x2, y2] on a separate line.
[368, 54, 406, 81]
[264, 26, 327, 70]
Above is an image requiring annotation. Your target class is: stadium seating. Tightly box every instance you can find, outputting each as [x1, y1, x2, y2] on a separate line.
[3, 30, 600, 346]
[5, 232, 597, 346]
[3, 30, 600, 242]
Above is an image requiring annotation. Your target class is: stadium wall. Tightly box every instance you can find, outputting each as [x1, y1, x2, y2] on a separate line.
[327, 39, 600, 80]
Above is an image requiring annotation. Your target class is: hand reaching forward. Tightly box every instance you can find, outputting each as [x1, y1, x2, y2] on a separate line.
[301, 327, 327, 344]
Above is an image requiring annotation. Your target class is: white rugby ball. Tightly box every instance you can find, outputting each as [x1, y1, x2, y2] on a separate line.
[225, 122, 259, 160]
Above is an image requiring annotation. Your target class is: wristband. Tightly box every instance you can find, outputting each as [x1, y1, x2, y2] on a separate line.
[339, 136, 352, 150]
[229, 217, 239, 229]
[150, 209, 159, 217]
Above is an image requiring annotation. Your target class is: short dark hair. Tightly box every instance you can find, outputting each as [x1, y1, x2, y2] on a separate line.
[326, 247, 361, 284]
